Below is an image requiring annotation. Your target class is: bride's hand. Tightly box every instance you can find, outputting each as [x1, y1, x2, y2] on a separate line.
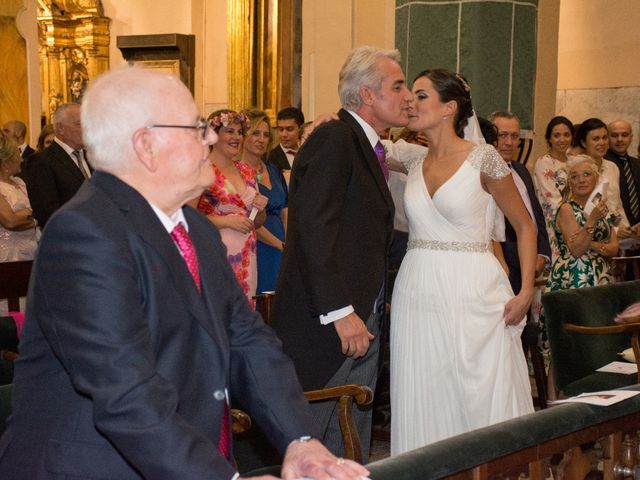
[503, 291, 532, 326]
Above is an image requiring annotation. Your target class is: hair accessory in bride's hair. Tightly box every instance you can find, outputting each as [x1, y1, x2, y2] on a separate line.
[209, 112, 250, 132]
[455, 73, 471, 95]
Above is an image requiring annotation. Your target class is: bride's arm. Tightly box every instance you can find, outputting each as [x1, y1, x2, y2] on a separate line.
[381, 139, 427, 174]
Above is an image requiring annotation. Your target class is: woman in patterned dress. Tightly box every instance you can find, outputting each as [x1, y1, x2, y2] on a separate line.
[534, 116, 574, 262]
[190, 110, 267, 306]
[546, 154, 619, 291]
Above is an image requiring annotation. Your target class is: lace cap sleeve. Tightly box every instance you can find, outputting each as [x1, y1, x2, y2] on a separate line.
[382, 139, 427, 172]
[468, 144, 510, 179]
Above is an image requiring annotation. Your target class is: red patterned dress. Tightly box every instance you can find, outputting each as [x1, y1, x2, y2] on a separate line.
[197, 161, 258, 307]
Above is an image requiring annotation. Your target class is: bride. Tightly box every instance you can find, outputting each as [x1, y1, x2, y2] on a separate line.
[386, 69, 536, 454]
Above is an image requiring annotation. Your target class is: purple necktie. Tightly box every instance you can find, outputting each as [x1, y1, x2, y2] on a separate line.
[170, 223, 201, 293]
[374, 141, 389, 182]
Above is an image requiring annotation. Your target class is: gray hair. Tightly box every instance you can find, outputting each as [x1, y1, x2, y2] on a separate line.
[567, 154, 599, 176]
[487, 111, 518, 123]
[338, 46, 401, 110]
[81, 67, 186, 173]
[53, 103, 80, 126]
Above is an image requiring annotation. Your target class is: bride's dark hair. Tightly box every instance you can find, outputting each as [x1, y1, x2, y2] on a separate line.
[413, 69, 474, 138]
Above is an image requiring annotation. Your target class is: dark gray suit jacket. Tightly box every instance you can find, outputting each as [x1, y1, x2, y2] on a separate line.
[501, 161, 551, 294]
[605, 149, 640, 226]
[0, 172, 312, 479]
[23, 141, 86, 226]
[271, 109, 394, 390]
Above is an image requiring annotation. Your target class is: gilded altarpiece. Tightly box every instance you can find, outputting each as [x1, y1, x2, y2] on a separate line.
[227, 0, 300, 119]
[37, 0, 110, 122]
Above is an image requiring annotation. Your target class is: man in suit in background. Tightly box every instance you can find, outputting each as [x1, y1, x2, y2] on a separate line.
[2, 120, 35, 159]
[24, 103, 92, 226]
[271, 46, 412, 460]
[267, 107, 305, 171]
[489, 111, 550, 293]
[0, 67, 369, 480]
[605, 120, 640, 234]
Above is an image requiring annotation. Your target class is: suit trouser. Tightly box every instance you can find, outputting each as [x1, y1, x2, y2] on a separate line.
[311, 309, 382, 462]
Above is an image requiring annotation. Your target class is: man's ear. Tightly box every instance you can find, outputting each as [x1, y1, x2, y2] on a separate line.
[132, 128, 158, 172]
[360, 85, 375, 106]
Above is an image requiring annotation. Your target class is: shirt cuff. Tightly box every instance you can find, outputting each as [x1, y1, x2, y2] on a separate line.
[319, 306, 355, 325]
[231, 473, 240, 480]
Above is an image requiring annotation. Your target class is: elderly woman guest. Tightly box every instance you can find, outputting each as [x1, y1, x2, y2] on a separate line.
[534, 116, 574, 261]
[0, 133, 38, 263]
[575, 118, 630, 234]
[239, 109, 288, 294]
[190, 110, 267, 306]
[546, 154, 619, 291]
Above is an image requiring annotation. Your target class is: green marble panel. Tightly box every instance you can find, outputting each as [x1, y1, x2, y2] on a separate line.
[511, 5, 537, 129]
[396, 3, 459, 84]
[459, 1, 513, 120]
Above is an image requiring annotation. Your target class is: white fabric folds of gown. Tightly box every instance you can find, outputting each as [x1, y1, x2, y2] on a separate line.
[385, 140, 534, 455]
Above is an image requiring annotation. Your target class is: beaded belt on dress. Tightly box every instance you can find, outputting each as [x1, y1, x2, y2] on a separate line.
[407, 239, 489, 253]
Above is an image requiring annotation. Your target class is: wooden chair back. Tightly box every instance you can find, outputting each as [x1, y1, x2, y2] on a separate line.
[0, 260, 33, 311]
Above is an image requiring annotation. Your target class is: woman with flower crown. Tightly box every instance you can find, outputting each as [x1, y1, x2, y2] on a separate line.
[189, 109, 267, 307]
[239, 109, 289, 294]
[384, 69, 535, 453]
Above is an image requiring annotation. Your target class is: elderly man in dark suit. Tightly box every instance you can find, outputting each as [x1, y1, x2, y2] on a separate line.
[2, 120, 34, 159]
[0, 67, 369, 480]
[24, 103, 92, 226]
[489, 112, 550, 293]
[605, 120, 640, 234]
[270, 46, 413, 460]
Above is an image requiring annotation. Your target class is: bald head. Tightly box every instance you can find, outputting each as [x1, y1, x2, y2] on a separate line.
[81, 67, 216, 214]
[608, 120, 633, 156]
[81, 67, 193, 173]
[2, 120, 26, 144]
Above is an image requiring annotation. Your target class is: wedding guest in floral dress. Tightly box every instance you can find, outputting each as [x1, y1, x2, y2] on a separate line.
[190, 110, 267, 306]
[546, 154, 618, 292]
[534, 116, 574, 262]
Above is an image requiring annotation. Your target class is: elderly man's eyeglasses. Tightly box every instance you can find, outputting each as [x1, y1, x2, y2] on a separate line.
[145, 120, 211, 141]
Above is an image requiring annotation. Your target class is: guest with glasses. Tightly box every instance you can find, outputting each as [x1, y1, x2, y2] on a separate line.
[546, 154, 618, 292]
[189, 109, 267, 307]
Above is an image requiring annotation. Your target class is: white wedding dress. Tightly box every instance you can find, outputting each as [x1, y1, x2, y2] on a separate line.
[387, 141, 534, 455]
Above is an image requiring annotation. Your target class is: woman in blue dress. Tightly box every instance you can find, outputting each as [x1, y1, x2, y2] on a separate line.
[240, 109, 289, 293]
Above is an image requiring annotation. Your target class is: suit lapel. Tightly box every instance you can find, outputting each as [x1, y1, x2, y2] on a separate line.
[338, 109, 395, 214]
[91, 173, 219, 341]
[50, 142, 85, 184]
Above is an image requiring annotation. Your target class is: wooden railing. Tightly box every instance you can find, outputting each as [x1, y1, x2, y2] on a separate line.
[367, 385, 640, 480]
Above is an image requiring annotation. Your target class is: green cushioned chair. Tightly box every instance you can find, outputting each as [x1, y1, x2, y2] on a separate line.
[542, 280, 640, 397]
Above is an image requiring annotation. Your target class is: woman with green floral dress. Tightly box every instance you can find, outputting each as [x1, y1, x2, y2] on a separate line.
[546, 154, 619, 291]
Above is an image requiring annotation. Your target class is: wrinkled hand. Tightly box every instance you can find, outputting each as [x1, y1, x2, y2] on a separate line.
[253, 193, 268, 212]
[333, 312, 374, 359]
[588, 199, 609, 223]
[226, 215, 255, 234]
[503, 291, 532, 326]
[281, 438, 370, 480]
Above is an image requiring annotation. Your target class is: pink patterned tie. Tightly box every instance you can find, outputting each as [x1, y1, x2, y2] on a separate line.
[374, 141, 389, 182]
[170, 223, 201, 293]
[218, 400, 231, 460]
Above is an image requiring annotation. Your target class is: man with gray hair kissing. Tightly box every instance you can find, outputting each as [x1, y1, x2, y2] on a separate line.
[0, 67, 369, 480]
[270, 45, 413, 460]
